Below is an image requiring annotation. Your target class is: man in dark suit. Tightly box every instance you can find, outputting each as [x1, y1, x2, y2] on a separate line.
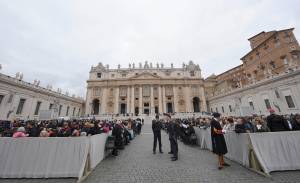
[165, 113, 178, 161]
[152, 114, 163, 154]
[266, 109, 289, 132]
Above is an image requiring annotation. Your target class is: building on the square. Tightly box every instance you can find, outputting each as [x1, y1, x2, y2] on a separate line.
[85, 61, 207, 116]
[0, 73, 84, 121]
[206, 28, 300, 116]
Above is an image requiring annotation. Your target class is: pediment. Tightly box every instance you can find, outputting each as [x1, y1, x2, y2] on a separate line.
[129, 72, 162, 80]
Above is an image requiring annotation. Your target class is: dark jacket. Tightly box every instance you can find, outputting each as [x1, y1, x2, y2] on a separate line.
[267, 114, 289, 132]
[235, 124, 246, 133]
[292, 121, 300, 131]
[167, 121, 179, 140]
[152, 119, 162, 132]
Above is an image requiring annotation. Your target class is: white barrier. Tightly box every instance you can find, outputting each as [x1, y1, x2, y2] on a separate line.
[194, 127, 212, 151]
[249, 131, 300, 174]
[0, 137, 89, 179]
[224, 132, 250, 167]
[89, 133, 109, 170]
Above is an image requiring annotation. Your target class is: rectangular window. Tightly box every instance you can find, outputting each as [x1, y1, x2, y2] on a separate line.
[7, 94, 13, 103]
[249, 101, 254, 110]
[97, 73, 102, 78]
[66, 106, 70, 116]
[34, 101, 41, 115]
[190, 71, 195, 76]
[72, 107, 76, 116]
[0, 95, 4, 105]
[285, 95, 295, 108]
[49, 103, 53, 110]
[221, 106, 224, 113]
[264, 99, 271, 109]
[215, 107, 218, 113]
[211, 108, 213, 112]
[16, 98, 26, 114]
[229, 105, 232, 112]
[78, 108, 81, 116]
[58, 105, 62, 116]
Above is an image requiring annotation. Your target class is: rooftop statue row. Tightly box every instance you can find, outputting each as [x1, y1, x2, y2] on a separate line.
[91, 60, 201, 71]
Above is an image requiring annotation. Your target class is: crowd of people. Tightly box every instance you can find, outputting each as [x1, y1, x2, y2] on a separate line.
[175, 109, 300, 133]
[0, 118, 143, 140]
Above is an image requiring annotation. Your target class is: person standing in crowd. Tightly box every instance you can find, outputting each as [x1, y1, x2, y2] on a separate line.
[152, 114, 163, 154]
[292, 114, 300, 131]
[253, 117, 270, 132]
[13, 127, 28, 138]
[210, 112, 229, 170]
[267, 108, 290, 132]
[235, 118, 247, 133]
[27, 122, 39, 137]
[165, 113, 179, 161]
[223, 118, 235, 132]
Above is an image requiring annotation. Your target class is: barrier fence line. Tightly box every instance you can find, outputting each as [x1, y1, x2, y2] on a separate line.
[0, 137, 90, 179]
[0, 134, 110, 180]
[193, 127, 300, 175]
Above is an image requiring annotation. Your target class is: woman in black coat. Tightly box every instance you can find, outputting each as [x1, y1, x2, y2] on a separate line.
[210, 113, 229, 170]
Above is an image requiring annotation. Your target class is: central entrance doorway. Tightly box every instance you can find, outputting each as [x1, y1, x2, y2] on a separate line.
[144, 103, 150, 114]
[193, 97, 200, 112]
[167, 102, 173, 113]
[120, 103, 126, 114]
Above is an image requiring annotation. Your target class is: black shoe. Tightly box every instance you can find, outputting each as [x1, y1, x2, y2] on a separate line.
[223, 163, 230, 167]
[153, 151, 156, 154]
[168, 152, 173, 154]
[171, 157, 178, 161]
[218, 166, 223, 170]
[159, 151, 163, 154]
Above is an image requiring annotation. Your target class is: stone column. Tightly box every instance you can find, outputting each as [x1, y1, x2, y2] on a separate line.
[101, 87, 107, 115]
[127, 86, 131, 114]
[85, 88, 92, 115]
[158, 86, 163, 114]
[162, 86, 166, 113]
[139, 86, 143, 115]
[173, 85, 178, 113]
[185, 85, 191, 112]
[131, 86, 135, 115]
[150, 85, 154, 114]
[114, 87, 119, 114]
[200, 87, 207, 112]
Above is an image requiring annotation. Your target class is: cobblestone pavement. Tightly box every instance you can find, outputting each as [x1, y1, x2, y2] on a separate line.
[2, 117, 300, 183]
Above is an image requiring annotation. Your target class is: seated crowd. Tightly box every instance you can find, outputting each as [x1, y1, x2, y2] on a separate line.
[0, 118, 143, 139]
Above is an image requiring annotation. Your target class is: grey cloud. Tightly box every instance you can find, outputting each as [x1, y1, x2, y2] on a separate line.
[0, 0, 299, 97]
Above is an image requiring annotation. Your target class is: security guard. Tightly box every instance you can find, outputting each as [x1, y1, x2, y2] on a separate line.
[152, 114, 163, 154]
[165, 113, 178, 161]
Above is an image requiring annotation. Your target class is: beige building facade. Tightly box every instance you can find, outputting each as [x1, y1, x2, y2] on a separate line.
[206, 28, 300, 116]
[0, 73, 84, 121]
[86, 61, 207, 116]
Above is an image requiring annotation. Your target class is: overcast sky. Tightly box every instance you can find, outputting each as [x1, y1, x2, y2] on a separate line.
[0, 0, 299, 97]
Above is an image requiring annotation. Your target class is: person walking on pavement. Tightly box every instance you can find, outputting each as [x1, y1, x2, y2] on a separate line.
[165, 113, 179, 161]
[152, 114, 163, 154]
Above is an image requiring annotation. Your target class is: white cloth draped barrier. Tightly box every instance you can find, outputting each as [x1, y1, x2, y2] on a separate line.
[223, 132, 250, 167]
[89, 133, 109, 170]
[194, 127, 212, 151]
[194, 127, 300, 174]
[0, 137, 89, 178]
[249, 131, 300, 174]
